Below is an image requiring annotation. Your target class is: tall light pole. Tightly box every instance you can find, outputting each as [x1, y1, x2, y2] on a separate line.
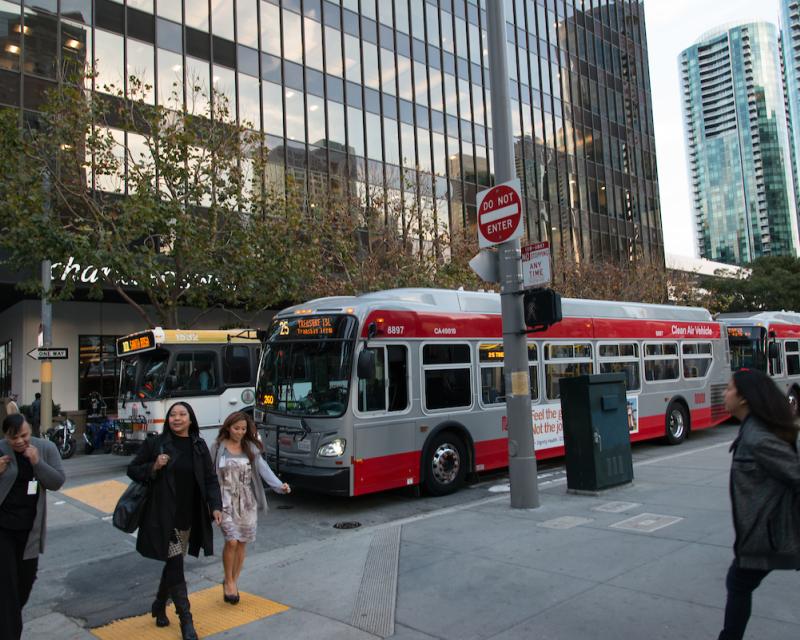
[486, 0, 539, 508]
[41, 172, 53, 432]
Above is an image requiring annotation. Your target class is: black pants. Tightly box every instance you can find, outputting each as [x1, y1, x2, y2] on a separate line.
[0, 528, 39, 640]
[718, 559, 770, 640]
[161, 553, 186, 591]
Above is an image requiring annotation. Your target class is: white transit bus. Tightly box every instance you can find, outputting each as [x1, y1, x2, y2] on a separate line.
[116, 328, 259, 446]
[720, 311, 800, 414]
[254, 289, 731, 497]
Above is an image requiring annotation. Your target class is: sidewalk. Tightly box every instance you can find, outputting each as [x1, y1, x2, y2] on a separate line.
[25, 434, 800, 639]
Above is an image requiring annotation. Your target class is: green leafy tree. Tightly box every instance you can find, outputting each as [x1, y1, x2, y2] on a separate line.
[697, 256, 800, 313]
[0, 71, 301, 328]
[0, 70, 479, 326]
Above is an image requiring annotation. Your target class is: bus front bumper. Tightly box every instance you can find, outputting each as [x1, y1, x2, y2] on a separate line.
[265, 455, 350, 496]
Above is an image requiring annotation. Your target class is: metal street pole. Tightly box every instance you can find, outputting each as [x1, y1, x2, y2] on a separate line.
[41, 172, 53, 433]
[486, 0, 539, 508]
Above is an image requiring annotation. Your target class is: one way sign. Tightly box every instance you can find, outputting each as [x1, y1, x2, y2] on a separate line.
[27, 347, 69, 360]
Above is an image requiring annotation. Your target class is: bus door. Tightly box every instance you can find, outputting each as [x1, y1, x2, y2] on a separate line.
[167, 349, 222, 429]
[767, 332, 784, 379]
[353, 342, 414, 495]
[219, 344, 256, 419]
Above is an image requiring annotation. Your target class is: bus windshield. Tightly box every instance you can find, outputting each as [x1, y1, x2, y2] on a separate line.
[119, 349, 170, 401]
[727, 326, 766, 371]
[256, 315, 357, 417]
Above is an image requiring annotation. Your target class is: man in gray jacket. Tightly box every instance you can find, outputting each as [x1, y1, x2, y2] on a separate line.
[0, 412, 66, 640]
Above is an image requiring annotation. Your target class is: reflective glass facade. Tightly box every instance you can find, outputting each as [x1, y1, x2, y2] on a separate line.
[781, 0, 800, 216]
[0, 0, 662, 265]
[680, 22, 799, 265]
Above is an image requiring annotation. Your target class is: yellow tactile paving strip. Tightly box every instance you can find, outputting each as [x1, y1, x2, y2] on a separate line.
[90, 586, 290, 639]
[62, 479, 129, 514]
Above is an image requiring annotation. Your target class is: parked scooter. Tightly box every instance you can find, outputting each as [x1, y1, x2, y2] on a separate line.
[46, 417, 77, 459]
[83, 392, 114, 454]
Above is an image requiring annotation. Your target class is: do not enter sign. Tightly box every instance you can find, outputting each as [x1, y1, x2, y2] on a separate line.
[477, 179, 523, 248]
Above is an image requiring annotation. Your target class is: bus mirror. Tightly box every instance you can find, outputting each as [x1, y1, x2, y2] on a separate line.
[256, 329, 268, 342]
[357, 350, 376, 379]
[367, 322, 378, 339]
[768, 342, 779, 360]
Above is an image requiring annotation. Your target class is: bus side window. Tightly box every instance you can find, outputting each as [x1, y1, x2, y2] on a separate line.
[769, 341, 783, 376]
[173, 351, 218, 391]
[422, 344, 472, 411]
[358, 347, 386, 412]
[223, 345, 252, 385]
[387, 346, 409, 411]
[786, 341, 800, 375]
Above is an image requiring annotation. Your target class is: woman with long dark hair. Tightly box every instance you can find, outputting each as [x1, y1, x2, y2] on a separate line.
[211, 411, 289, 603]
[718, 368, 800, 640]
[128, 402, 222, 640]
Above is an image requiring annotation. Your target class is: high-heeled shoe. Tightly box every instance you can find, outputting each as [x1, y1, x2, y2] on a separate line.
[222, 582, 240, 605]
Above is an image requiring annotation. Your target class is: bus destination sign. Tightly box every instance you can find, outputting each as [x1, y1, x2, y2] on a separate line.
[271, 315, 356, 341]
[117, 331, 157, 357]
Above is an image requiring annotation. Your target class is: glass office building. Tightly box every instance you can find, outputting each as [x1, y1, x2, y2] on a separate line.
[680, 22, 799, 265]
[781, 0, 800, 215]
[0, 0, 663, 266]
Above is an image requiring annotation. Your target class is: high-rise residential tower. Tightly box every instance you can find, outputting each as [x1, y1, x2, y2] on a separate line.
[680, 22, 799, 265]
[780, 0, 800, 212]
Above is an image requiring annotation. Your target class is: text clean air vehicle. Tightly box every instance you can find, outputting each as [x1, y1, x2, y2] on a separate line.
[116, 328, 260, 445]
[254, 289, 731, 497]
[719, 311, 800, 415]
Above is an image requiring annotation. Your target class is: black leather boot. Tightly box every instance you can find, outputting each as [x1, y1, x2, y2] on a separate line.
[170, 583, 199, 640]
[151, 574, 170, 627]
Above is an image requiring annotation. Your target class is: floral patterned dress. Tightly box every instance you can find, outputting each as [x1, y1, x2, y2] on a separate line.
[218, 449, 258, 542]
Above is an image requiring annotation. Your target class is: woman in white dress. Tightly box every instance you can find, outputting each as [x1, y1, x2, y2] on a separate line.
[211, 412, 290, 604]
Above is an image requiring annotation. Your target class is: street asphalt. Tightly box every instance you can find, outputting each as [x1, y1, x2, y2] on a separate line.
[21, 425, 800, 639]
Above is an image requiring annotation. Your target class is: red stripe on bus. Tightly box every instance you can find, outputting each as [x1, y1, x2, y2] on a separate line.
[361, 311, 721, 340]
[353, 450, 419, 496]
[352, 404, 731, 496]
[769, 325, 800, 339]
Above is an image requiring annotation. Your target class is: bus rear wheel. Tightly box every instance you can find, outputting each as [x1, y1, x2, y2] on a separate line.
[423, 432, 467, 496]
[665, 402, 688, 445]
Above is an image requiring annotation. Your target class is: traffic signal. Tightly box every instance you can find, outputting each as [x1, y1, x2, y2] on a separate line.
[522, 288, 562, 331]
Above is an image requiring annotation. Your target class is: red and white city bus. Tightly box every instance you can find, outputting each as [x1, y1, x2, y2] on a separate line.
[254, 289, 731, 497]
[720, 311, 800, 414]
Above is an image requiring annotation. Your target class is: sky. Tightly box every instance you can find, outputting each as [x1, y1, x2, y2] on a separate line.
[643, 0, 781, 257]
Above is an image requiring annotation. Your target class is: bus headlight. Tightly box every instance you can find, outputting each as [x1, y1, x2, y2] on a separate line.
[317, 438, 346, 457]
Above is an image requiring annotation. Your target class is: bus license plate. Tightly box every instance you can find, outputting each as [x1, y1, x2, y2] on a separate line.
[296, 439, 311, 452]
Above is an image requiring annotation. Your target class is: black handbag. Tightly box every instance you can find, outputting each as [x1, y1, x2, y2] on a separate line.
[112, 480, 149, 533]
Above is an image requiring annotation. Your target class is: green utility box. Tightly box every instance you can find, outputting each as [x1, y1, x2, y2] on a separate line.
[559, 373, 633, 492]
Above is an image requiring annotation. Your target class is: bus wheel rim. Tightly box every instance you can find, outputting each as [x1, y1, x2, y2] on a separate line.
[670, 410, 684, 438]
[431, 444, 460, 485]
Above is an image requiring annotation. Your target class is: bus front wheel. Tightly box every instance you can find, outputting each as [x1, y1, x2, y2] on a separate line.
[665, 402, 688, 445]
[423, 432, 467, 496]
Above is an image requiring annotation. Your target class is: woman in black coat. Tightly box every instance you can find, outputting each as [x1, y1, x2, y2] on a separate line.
[128, 402, 222, 640]
[718, 368, 800, 640]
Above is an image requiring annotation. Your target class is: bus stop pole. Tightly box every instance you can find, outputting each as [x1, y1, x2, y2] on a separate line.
[41, 171, 53, 433]
[486, 0, 539, 509]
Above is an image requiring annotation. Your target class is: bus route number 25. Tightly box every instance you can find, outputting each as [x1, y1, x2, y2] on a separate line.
[386, 325, 405, 335]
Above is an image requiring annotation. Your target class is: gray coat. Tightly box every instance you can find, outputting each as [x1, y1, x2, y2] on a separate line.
[0, 437, 66, 559]
[729, 415, 800, 570]
[210, 441, 286, 513]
